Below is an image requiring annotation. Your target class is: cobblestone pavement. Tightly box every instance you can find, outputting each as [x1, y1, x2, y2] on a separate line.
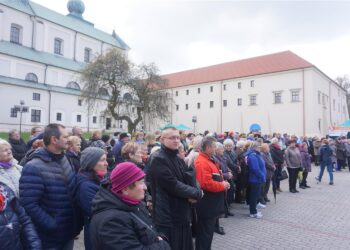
[74, 166, 350, 250]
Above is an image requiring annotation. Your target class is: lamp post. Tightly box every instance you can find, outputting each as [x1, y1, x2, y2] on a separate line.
[12, 100, 29, 136]
[192, 116, 197, 134]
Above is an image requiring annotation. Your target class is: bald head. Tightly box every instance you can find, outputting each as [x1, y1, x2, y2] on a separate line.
[160, 127, 180, 150]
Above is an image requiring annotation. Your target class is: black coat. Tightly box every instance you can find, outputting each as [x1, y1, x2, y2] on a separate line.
[270, 144, 284, 165]
[66, 151, 81, 173]
[9, 138, 27, 162]
[148, 145, 202, 227]
[90, 185, 170, 250]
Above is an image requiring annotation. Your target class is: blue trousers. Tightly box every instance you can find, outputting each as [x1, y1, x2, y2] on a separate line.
[319, 162, 333, 183]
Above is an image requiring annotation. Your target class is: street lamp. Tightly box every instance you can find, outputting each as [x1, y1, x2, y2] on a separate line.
[12, 100, 29, 136]
[192, 116, 197, 134]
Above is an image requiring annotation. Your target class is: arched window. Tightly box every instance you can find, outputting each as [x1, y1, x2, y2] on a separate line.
[25, 73, 38, 83]
[67, 81, 80, 90]
[123, 92, 133, 102]
[98, 88, 109, 97]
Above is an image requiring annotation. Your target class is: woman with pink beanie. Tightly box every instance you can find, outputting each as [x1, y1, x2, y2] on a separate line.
[89, 162, 170, 250]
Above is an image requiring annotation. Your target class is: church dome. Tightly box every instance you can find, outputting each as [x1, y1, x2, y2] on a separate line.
[67, 0, 85, 19]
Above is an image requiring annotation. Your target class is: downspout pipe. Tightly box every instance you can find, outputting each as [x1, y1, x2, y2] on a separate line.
[220, 81, 223, 133]
[73, 31, 78, 61]
[44, 65, 51, 123]
[302, 69, 306, 137]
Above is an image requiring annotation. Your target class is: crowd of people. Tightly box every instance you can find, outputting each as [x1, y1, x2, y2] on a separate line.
[0, 124, 349, 250]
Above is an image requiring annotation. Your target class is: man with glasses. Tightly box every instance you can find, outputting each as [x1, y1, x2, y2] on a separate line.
[148, 127, 202, 250]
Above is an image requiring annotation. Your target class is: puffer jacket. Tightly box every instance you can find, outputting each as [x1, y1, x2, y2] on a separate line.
[19, 148, 83, 249]
[8, 138, 27, 162]
[148, 144, 202, 227]
[76, 171, 100, 250]
[90, 184, 170, 250]
[246, 149, 266, 184]
[0, 182, 41, 250]
[300, 148, 312, 172]
[66, 150, 81, 173]
[0, 159, 22, 197]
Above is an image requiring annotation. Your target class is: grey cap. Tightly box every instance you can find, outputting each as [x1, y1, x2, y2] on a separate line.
[80, 147, 105, 171]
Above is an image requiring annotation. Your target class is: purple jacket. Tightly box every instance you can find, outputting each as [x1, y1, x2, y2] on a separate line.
[300, 148, 312, 172]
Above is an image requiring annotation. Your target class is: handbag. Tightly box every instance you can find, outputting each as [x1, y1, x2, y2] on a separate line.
[278, 168, 289, 181]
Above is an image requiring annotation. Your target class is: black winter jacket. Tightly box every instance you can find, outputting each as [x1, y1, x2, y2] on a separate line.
[9, 138, 27, 162]
[270, 144, 284, 165]
[0, 182, 41, 250]
[90, 185, 170, 250]
[148, 145, 202, 227]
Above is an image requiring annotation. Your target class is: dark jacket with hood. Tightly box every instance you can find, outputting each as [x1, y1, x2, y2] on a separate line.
[90, 184, 170, 250]
[0, 182, 42, 250]
[19, 148, 83, 249]
[8, 138, 27, 162]
[148, 144, 202, 227]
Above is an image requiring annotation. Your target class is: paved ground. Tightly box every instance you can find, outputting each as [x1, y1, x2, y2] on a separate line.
[74, 166, 350, 249]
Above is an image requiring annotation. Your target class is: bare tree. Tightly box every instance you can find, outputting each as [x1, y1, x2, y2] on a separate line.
[81, 49, 171, 133]
[335, 75, 350, 117]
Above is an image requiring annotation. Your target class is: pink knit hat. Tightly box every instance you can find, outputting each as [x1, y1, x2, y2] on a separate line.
[110, 162, 145, 193]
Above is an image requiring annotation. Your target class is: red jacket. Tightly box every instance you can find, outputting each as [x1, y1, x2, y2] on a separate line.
[194, 152, 225, 193]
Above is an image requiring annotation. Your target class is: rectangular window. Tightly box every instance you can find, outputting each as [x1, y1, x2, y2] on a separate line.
[84, 48, 91, 63]
[291, 90, 300, 102]
[93, 116, 97, 124]
[10, 108, 17, 118]
[210, 101, 214, 108]
[132, 107, 135, 113]
[198, 88, 201, 94]
[56, 112, 62, 121]
[31, 109, 41, 122]
[274, 92, 282, 104]
[10, 24, 21, 44]
[318, 91, 321, 104]
[33, 93, 40, 101]
[185, 104, 189, 110]
[197, 102, 201, 109]
[54, 38, 63, 55]
[120, 123, 123, 129]
[186, 89, 189, 95]
[175, 91, 178, 96]
[223, 100, 227, 107]
[223, 84, 226, 91]
[250, 80, 255, 87]
[176, 105, 179, 111]
[333, 99, 336, 111]
[249, 95, 257, 105]
[237, 98, 242, 106]
[238, 82, 241, 89]
[210, 86, 213, 92]
[78, 99, 82, 106]
[77, 114, 81, 123]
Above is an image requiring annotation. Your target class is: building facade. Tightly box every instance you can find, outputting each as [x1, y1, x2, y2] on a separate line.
[163, 51, 348, 136]
[0, 0, 130, 132]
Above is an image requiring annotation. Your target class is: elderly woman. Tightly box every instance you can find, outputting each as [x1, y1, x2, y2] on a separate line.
[145, 133, 158, 155]
[8, 129, 27, 162]
[0, 139, 22, 197]
[88, 130, 103, 147]
[299, 142, 312, 189]
[235, 141, 248, 203]
[134, 131, 145, 144]
[260, 143, 276, 203]
[185, 135, 203, 167]
[246, 141, 266, 219]
[76, 147, 108, 250]
[285, 140, 302, 193]
[90, 162, 170, 249]
[66, 135, 81, 173]
[121, 142, 145, 170]
[269, 137, 284, 192]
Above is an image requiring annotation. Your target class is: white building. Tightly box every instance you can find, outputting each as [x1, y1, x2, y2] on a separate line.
[162, 51, 348, 136]
[0, 0, 129, 132]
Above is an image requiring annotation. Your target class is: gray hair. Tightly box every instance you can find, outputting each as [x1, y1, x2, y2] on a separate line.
[201, 136, 217, 151]
[0, 139, 10, 147]
[223, 138, 234, 146]
[8, 129, 18, 138]
[271, 137, 279, 144]
[249, 140, 262, 150]
[192, 135, 203, 151]
[215, 142, 224, 149]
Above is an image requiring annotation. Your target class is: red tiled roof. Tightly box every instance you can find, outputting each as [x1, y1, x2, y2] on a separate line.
[162, 51, 314, 88]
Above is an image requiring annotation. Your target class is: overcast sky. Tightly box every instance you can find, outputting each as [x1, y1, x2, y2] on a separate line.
[32, 0, 350, 78]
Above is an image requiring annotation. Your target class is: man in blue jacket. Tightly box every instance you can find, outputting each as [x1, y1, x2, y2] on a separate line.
[20, 124, 82, 250]
[316, 138, 334, 185]
[112, 132, 131, 165]
[246, 141, 266, 219]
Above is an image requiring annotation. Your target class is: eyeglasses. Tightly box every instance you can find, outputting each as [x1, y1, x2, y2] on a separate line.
[163, 136, 180, 141]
